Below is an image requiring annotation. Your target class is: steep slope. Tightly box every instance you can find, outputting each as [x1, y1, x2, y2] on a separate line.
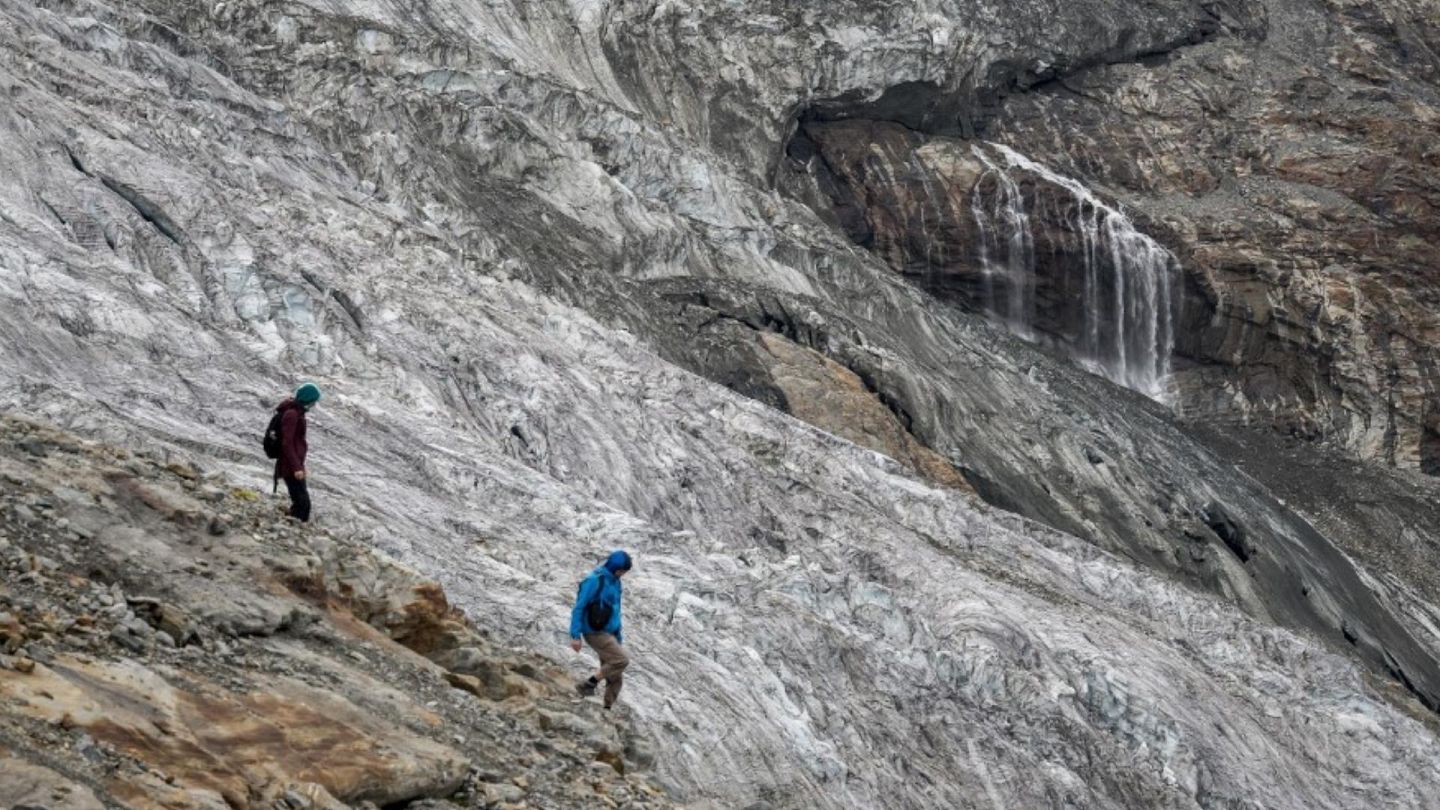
[0, 416, 670, 808]
[2, 1, 1440, 808]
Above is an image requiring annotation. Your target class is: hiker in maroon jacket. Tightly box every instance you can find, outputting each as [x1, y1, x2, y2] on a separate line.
[272, 383, 321, 522]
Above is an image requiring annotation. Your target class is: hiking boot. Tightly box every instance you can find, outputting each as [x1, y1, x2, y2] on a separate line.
[575, 679, 597, 697]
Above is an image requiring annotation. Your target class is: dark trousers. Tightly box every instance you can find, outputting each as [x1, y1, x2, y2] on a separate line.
[283, 477, 311, 522]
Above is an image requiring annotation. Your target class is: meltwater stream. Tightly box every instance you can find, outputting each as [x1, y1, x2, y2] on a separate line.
[971, 144, 1181, 399]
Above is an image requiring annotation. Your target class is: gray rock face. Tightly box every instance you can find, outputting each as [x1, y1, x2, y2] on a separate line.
[947, 0, 1440, 470]
[793, 121, 1187, 397]
[766, 0, 1440, 473]
[2, 1, 1440, 809]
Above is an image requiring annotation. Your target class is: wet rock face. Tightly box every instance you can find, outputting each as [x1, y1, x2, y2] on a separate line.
[785, 0, 1440, 468]
[796, 120, 1190, 396]
[1424, 419, 1440, 475]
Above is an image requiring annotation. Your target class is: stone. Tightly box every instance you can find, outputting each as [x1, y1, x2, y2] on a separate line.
[444, 671, 487, 699]
[109, 627, 146, 654]
[0, 749, 105, 810]
[17, 439, 48, 458]
[595, 747, 625, 775]
[125, 617, 155, 638]
[74, 734, 106, 765]
[0, 656, 469, 807]
[483, 783, 525, 805]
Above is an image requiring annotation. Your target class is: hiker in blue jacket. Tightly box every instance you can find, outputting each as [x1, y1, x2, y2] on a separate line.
[570, 550, 632, 708]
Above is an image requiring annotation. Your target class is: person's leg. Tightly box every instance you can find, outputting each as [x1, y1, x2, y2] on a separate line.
[284, 477, 311, 522]
[576, 657, 598, 696]
[585, 632, 629, 708]
[576, 633, 602, 696]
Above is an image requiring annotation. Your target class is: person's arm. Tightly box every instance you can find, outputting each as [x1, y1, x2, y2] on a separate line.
[280, 410, 304, 478]
[569, 575, 598, 640]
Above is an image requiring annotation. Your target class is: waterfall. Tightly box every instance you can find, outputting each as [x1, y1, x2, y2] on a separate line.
[970, 155, 1036, 335]
[969, 144, 1180, 400]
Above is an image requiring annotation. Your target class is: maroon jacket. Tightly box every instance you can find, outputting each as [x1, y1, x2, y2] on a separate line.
[274, 399, 308, 481]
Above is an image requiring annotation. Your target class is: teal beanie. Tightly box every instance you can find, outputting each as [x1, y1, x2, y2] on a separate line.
[295, 383, 322, 405]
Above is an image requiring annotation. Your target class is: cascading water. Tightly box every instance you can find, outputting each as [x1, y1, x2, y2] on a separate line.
[970, 156, 1036, 336]
[969, 144, 1180, 400]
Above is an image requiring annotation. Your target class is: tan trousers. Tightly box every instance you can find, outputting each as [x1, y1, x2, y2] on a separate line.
[583, 631, 629, 707]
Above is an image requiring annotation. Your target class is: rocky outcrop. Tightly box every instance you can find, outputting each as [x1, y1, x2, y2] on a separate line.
[749, 332, 973, 491]
[2, 657, 469, 808]
[672, 304, 972, 492]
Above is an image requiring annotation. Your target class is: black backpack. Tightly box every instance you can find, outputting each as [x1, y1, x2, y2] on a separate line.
[578, 576, 613, 631]
[262, 413, 283, 459]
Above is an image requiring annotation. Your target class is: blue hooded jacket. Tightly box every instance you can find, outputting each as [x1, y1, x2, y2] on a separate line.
[570, 550, 631, 644]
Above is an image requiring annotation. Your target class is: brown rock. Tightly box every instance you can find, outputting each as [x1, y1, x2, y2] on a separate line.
[156, 604, 197, 645]
[0, 656, 468, 808]
[0, 611, 24, 650]
[502, 673, 538, 699]
[595, 748, 626, 775]
[164, 461, 199, 480]
[444, 670, 487, 697]
[328, 556, 469, 652]
[754, 332, 973, 493]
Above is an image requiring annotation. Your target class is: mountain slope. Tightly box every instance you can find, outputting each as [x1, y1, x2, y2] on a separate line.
[2, 1, 1440, 807]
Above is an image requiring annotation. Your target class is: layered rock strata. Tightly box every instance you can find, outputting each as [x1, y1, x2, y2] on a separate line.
[787, 0, 1440, 469]
[792, 121, 1186, 397]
